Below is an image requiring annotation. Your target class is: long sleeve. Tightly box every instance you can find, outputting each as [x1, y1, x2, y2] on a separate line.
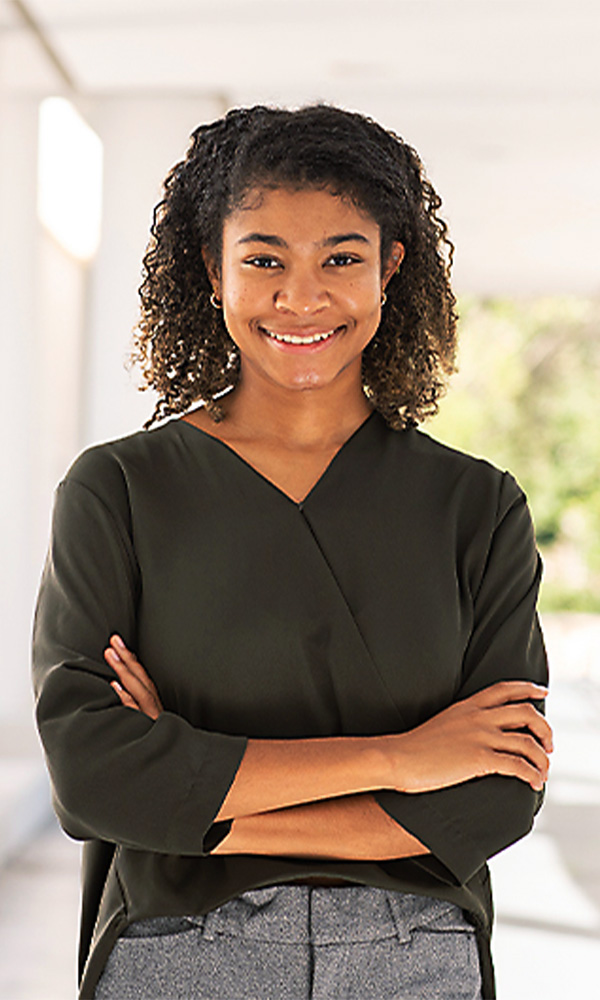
[32, 469, 247, 855]
[375, 472, 548, 885]
[35, 419, 522, 1000]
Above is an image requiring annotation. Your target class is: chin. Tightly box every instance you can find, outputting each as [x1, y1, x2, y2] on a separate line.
[284, 373, 334, 390]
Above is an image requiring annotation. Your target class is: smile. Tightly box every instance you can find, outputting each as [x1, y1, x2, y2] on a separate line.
[260, 326, 341, 345]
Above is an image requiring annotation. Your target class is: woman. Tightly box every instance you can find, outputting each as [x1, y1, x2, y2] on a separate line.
[33, 104, 552, 1000]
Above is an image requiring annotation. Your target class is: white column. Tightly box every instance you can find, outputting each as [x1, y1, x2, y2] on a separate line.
[33, 231, 88, 543]
[83, 96, 227, 446]
[0, 95, 42, 718]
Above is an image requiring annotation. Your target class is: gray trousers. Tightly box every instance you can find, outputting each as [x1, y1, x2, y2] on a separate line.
[94, 885, 483, 999]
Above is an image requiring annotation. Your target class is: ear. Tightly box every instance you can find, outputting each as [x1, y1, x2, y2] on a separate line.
[201, 247, 221, 296]
[382, 241, 405, 289]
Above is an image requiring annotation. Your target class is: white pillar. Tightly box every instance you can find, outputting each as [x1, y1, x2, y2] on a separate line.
[34, 231, 88, 539]
[83, 96, 227, 446]
[0, 95, 42, 718]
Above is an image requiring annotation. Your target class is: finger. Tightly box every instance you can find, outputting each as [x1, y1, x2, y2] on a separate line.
[105, 648, 163, 720]
[108, 636, 161, 699]
[109, 633, 138, 662]
[493, 703, 554, 752]
[111, 680, 141, 712]
[107, 636, 156, 694]
[105, 648, 157, 709]
[494, 732, 551, 781]
[490, 750, 548, 791]
[473, 681, 549, 709]
[109, 635, 147, 682]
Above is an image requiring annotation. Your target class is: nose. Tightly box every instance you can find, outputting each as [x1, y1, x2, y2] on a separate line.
[273, 266, 329, 315]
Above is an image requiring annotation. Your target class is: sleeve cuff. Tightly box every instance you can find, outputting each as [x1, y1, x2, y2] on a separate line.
[375, 773, 537, 886]
[202, 819, 233, 854]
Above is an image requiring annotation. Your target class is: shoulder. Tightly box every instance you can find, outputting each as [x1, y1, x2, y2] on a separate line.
[404, 425, 520, 486]
[384, 423, 526, 523]
[59, 421, 181, 511]
[404, 426, 501, 477]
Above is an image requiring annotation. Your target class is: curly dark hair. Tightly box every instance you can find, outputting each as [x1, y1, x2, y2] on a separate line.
[132, 103, 458, 429]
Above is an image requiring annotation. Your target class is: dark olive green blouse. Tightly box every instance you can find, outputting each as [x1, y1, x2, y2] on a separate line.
[32, 411, 548, 999]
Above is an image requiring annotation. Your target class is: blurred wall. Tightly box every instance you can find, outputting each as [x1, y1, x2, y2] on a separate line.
[1, 82, 225, 719]
[1, 92, 42, 717]
[83, 95, 226, 446]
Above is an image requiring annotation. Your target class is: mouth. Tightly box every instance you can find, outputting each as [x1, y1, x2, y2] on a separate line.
[258, 325, 345, 348]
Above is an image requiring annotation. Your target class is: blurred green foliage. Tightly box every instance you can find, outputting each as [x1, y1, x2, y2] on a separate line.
[426, 297, 600, 612]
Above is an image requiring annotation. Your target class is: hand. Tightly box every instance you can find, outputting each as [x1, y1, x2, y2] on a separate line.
[389, 681, 552, 794]
[104, 635, 164, 720]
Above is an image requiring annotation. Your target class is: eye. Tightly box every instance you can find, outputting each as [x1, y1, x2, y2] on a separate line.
[325, 252, 362, 267]
[243, 255, 282, 269]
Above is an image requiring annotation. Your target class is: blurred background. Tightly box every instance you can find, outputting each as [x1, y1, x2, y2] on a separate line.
[0, 1, 599, 997]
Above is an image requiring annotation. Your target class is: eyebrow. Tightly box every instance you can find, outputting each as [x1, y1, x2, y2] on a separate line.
[236, 232, 372, 248]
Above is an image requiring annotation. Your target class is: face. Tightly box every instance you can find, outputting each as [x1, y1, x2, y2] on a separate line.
[206, 186, 403, 396]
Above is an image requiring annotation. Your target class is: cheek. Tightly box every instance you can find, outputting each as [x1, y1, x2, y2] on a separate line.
[223, 274, 269, 317]
[222, 285, 254, 332]
[346, 275, 382, 311]
[353, 295, 382, 333]
[352, 283, 383, 344]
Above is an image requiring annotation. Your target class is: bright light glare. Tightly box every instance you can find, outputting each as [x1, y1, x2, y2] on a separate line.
[38, 98, 103, 261]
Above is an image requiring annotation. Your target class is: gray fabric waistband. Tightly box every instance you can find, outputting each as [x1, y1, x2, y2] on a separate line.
[123, 886, 474, 946]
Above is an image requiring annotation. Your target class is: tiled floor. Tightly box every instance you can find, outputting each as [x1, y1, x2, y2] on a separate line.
[0, 820, 80, 999]
[490, 676, 600, 999]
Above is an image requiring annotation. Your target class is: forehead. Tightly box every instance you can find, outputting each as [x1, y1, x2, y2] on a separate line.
[222, 186, 380, 247]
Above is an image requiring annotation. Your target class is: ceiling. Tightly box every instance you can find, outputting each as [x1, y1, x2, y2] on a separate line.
[2, 0, 599, 294]
[3, 0, 598, 102]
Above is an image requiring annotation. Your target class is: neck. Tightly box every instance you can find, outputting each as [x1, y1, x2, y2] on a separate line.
[220, 373, 373, 450]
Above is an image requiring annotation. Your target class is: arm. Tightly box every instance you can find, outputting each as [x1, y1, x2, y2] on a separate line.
[212, 794, 430, 860]
[107, 638, 550, 864]
[107, 638, 431, 859]
[374, 472, 552, 884]
[109, 637, 550, 817]
[38, 470, 419, 864]
[32, 470, 246, 856]
[214, 682, 549, 819]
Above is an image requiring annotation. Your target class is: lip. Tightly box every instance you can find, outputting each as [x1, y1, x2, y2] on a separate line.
[258, 324, 345, 352]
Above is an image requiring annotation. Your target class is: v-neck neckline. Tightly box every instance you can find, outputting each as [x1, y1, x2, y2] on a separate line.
[176, 410, 378, 508]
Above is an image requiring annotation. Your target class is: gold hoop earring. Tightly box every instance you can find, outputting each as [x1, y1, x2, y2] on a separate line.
[380, 291, 387, 306]
[210, 292, 222, 310]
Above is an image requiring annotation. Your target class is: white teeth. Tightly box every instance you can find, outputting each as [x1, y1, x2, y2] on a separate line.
[263, 328, 337, 345]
